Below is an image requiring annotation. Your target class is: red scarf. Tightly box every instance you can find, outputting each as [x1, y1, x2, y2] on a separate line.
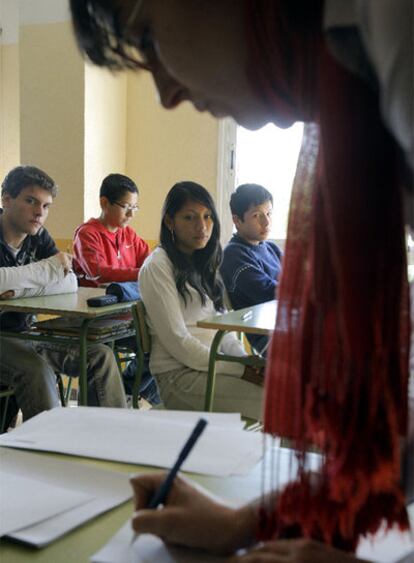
[246, 0, 410, 550]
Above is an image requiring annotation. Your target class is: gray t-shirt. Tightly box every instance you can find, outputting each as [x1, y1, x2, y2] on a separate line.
[324, 0, 413, 226]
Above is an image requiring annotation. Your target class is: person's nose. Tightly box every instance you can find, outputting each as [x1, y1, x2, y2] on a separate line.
[34, 204, 44, 218]
[261, 215, 270, 228]
[151, 63, 188, 110]
[196, 217, 208, 233]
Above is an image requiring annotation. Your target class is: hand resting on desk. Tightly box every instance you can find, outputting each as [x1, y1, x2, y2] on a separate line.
[130, 473, 257, 555]
[0, 290, 15, 299]
[130, 475, 374, 563]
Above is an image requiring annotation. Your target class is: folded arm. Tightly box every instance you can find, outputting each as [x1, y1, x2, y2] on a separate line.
[0, 254, 66, 293]
[10, 272, 78, 299]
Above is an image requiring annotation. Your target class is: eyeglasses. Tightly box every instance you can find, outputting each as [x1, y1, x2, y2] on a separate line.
[112, 201, 140, 213]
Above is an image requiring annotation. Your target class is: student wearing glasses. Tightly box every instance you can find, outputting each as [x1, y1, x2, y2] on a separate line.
[73, 173, 159, 405]
[73, 173, 149, 287]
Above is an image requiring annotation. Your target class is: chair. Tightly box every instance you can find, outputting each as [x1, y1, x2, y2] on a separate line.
[0, 386, 17, 433]
[122, 300, 152, 409]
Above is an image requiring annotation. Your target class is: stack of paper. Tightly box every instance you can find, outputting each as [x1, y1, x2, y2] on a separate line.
[0, 448, 132, 547]
[0, 408, 263, 477]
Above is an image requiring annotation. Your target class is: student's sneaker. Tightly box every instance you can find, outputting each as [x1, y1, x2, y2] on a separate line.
[125, 395, 152, 410]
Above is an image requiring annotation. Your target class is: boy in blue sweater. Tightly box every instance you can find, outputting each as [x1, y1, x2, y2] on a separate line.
[220, 184, 282, 354]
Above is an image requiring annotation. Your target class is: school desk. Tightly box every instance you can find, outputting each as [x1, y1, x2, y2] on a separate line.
[197, 300, 277, 411]
[0, 288, 141, 406]
[1, 444, 411, 563]
[0, 444, 306, 562]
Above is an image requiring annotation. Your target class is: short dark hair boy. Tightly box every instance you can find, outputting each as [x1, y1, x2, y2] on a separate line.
[1, 165, 58, 199]
[230, 183, 273, 219]
[99, 173, 138, 203]
[220, 183, 282, 355]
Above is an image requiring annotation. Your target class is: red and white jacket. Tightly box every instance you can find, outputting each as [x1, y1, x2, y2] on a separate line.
[73, 218, 150, 287]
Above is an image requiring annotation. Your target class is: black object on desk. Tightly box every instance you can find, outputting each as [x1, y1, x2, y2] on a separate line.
[87, 295, 118, 307]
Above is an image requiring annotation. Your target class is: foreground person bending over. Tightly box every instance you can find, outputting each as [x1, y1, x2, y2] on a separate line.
[70, 1, 413, 561]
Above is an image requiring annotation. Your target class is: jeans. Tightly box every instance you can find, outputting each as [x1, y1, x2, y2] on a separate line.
[122, 355, 161, 405]
[0, 336, 126, 421]
[116, 336, 161, 405]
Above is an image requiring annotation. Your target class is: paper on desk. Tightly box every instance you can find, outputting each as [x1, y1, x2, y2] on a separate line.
[91, 521, 227, 563]
[0, 448, 132, 547]
[0, 469, 92, 537]
[356, 504, 414, 563]
[0, 408, 263, 477]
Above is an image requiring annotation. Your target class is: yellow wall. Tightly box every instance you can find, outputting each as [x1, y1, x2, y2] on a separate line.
[4, 13, 220, 244]
[0, 42, 20, 180]
[125, 72, 219, 242]
[19, 21, 85, 239]
[84, 64, 127, 220]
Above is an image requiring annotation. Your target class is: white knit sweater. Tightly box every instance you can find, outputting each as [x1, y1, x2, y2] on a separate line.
[139, 247, 246, 375]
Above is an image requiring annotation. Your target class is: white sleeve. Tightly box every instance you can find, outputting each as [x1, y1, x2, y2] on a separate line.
[357, 0, 413, 170]
[0, 255, 64, 293]
[139, 256, 213, 372]
[12, 273, 78, 299]
[220, 331, 247, 357]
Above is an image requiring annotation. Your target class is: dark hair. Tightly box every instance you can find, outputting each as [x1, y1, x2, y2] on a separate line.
[100, 173, 138, 203]
[230, 183, 273, 220]
[69, 0, 143, 70]
[160, 181, 224, 312]
[1, 165, 58, 199]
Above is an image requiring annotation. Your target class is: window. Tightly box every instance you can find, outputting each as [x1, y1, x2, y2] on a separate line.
[235, 122, 303, 242]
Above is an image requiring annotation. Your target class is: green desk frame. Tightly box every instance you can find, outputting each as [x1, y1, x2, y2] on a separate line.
[0, 288, 144, 408]
[198, 300, 277, 411]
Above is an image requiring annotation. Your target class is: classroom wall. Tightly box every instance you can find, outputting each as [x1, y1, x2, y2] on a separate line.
[19, 20, 85, 239]
[125, 72, 219, 244]
[84, 64, 128, 220]
[0, 0, 20, 180]
[1, 0, 220, 248]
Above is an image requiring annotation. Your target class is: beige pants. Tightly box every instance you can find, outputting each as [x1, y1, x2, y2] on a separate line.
[155, 366, 264, 420]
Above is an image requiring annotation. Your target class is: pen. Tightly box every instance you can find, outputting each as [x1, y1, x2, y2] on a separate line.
[130, 418, 208, 546]
[148, 418, 208, 509]
[241, 310, 253, 321]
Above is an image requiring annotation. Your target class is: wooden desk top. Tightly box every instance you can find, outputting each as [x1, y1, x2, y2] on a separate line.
[197, 300, 277, 335]
[0, 287, 136, 318]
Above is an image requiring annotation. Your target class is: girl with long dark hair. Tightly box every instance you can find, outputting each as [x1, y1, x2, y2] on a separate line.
[139, 181, 263, 419]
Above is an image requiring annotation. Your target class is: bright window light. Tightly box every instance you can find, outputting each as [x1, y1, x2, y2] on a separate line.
[235, 122, 304, 240]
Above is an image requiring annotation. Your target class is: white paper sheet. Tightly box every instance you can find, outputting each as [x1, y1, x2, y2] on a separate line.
[356, 504, 414, 563]
[0, 408, 263, 477]
[91, 522, 227, 563]
[0, 447, 132, 546]
[0, 470, 92, 537]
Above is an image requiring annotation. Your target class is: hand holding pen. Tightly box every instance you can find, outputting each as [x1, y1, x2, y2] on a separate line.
[130, 419, 208, 543]
[130, 435, 254, 556]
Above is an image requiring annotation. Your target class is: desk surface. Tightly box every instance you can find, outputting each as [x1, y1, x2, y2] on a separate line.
[0, 287, 136, 318]
[1, 447, 412, 562]
[197, 300, 277, 335]
[0, 448, 273, 562]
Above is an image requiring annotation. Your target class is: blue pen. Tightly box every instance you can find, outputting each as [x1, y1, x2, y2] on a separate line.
[130, 418, 208, 546]
[147, 418, 208, 508]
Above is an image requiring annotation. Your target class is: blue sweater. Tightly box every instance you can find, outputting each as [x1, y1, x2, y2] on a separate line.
[220, 234, 282, 353]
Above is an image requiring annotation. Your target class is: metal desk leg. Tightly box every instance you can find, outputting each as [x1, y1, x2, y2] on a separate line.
[131, 307, 143, 409]
[204, 330, 227, 412]
[78, 319, 91, 406]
